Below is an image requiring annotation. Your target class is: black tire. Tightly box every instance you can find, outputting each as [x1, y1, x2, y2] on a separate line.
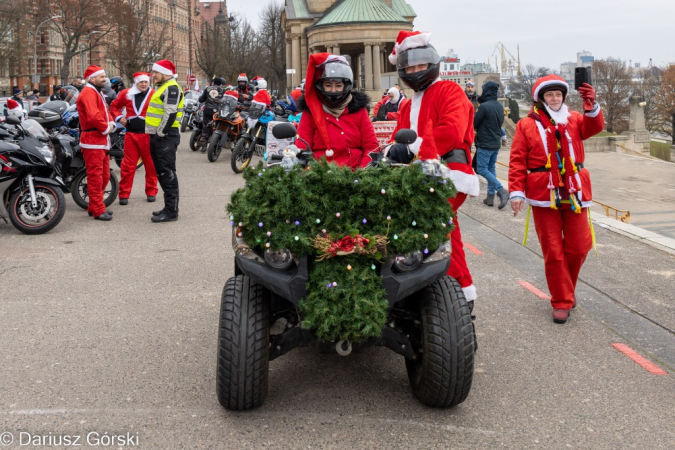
[216, 275, 270, 411]
[231, 138, 253, 174]
[8, 183, 66, 234]
[189, 130, 202, 152]
[405, 276, 474, 408]
[180, 117, 188, 133]
[71, 170, 120, 210]
[207, 134, 222, 162]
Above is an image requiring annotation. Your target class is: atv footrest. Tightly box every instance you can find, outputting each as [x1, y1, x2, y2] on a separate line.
[376, 325, 415, 360]
[269, 327, 316, 361]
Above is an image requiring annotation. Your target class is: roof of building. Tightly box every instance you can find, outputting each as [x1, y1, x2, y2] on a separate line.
[309, 0, 410, 29]
[392, 0, 416, 18]
[286, 0, 310, 20]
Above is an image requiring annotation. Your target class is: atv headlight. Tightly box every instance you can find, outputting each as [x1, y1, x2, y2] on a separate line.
[231, 226, 258, 261]
[423, 240, 452, 264]
[393, 250, 423, 272]
[264, 248, 294, 271]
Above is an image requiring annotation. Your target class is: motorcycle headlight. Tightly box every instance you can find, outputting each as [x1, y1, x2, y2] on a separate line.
[423, 240, 452, 264]
[393, 250, 423, 273]
[264, 248, 295, 271]
[38, 144, 54, 164]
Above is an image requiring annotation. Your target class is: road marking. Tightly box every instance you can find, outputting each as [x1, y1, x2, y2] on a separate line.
[464, 243, 484, 255]
[611, 343, 668, 375]
[517, 281, 551, 300]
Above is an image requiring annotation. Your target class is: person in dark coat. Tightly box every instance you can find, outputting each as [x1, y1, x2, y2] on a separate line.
[474, 80, 508, 209]
[3, 88, 24, 117]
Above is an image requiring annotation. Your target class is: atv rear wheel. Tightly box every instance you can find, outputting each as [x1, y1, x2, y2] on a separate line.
[405, 276, 474, 408]
[216, 275, 270, 410]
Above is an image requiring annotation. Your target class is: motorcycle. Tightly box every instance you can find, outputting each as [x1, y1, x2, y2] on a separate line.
[0, 116, 67, 234]
[28, 100, 120, 210]
[206, 95, 245, 162]
[230, 103, 289, 174]
[180, 90, 201, 133]
[189, 105, 205, 152]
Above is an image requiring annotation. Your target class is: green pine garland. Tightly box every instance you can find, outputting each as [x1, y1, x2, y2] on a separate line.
[227, 160, 457, 342]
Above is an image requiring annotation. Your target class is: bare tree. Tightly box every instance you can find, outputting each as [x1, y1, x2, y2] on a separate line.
[653, 63, 675, 140]
[508, 64, 551, 104]
[258, 1, 286, 94]
[195, 10, 230, 80]
[0, 0, 24, 80]
[107, 0, 173, 84]
[223, 14, 263, 84]
[37, 0, 120, 82]
[592, 58, 633, 133]
[635, 66, 664, 132]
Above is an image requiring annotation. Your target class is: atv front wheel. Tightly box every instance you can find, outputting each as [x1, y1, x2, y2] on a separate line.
[405, 276, 474, 408]
[216, 275, 270, 410]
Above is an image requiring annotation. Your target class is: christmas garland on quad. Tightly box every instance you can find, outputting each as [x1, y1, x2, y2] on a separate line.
[227, 160, 457, 343]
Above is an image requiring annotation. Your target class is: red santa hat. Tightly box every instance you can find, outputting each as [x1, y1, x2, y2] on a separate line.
[252, 89, 271, 107]
[389, 31, 432, 66]
[6, 98, 22, 116]
[532, 74, 569, 102]
[224, 90, 239, 99]
[133, 72, 150, 84]
[417, 121, 439, 161]
[303, 53, 350, 151]
[237, 73, 248, 82]
[152, 60, 177, 78]
[83, 65, 105, 81]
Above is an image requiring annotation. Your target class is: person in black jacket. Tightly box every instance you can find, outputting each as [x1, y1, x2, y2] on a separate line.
[198, 77, 225, 147]
[474, 80, 508, 209]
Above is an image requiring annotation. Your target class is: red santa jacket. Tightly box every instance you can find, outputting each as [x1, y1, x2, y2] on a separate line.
[392, 80, 479, 196]
[508, 107, 604, 208]
[76, 84, 114, 150]
[110, 87, 154, 121]
[296, 91, 379, 169]
[373, 95, 408, 121]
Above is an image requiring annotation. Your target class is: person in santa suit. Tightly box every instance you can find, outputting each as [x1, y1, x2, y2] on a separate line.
[110, 72, 158, 205]
[296, 53, 379, 169]
[509, 75, 602, 324]
[373, 86, 408, 121]
[388, 30, 480, 311]
[76, 65, 116, 221]
[250, 78, 271, 108]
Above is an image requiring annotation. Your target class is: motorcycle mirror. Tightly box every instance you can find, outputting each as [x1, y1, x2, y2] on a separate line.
[271, 122, 297, 140]
[394, 129, 417, 145]
[5, 116, 21, 125]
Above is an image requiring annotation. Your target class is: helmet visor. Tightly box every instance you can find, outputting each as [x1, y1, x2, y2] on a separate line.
[396, 46, 441, 70]
[318, 62, 353, 83]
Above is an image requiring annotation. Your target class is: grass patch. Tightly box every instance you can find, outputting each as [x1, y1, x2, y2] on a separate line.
[595, 131, 617, 137]
[650, 140, 672, 162]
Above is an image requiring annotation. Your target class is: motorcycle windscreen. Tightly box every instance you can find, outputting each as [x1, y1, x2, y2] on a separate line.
[220, 96, 238, 116]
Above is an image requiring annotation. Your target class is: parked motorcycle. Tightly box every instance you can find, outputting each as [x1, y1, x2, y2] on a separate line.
[189, 106, 205, 152]
[181, 91, 201, 133]
[206, 95, 245, 162]
[0, 116, 67, 234]
[230, 103, 289, 174]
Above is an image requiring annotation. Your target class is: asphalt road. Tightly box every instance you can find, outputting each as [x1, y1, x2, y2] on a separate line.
[1, 135, 674, 449]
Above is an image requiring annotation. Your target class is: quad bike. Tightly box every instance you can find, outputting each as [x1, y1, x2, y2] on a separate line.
[218, 123, 475, 411]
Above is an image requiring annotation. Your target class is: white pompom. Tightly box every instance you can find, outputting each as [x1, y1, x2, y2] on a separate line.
[326, 149, 334, 157]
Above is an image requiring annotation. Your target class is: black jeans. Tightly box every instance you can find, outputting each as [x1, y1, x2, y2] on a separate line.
[150, 129, 180, 215]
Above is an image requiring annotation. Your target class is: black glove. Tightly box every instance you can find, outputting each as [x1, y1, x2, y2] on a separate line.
[388, 143, 414, 164]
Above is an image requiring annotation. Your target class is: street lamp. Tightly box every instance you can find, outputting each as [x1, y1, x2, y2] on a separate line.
[87, 31, 101, 66]
[32, 15, 62, 89]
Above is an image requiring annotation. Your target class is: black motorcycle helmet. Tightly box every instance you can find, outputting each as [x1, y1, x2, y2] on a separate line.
[396, 45, 441, 92]
[212, 77, 225, 86]
[110, 76, 125, 92]
[314, 60, 353, 108]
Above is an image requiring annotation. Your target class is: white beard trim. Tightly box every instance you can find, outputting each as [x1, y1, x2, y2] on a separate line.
[462, 284, 477, 301]
[544, 103, 570, 125]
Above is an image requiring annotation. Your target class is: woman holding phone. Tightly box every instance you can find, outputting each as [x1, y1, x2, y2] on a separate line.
[508, 74, 603, 324]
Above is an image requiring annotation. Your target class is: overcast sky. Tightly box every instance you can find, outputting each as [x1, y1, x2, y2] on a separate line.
[223, 0, 674, 70]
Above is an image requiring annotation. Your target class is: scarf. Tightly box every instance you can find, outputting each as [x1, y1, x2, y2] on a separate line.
[322, 94, 352, 118]
[529, 105, 582, 213]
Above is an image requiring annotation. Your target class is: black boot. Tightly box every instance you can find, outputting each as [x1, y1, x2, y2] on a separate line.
[94, 212, 113, 221]
[151, 211, 178, 222]
[496, 188, 509, 210]
[483, 193, 495, 207]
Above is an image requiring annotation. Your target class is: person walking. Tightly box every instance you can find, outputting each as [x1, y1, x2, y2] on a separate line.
[110, 72, 158, 205]
[145, 60, 183, 223]
[387, 30, 480, 308]
[474, 80, 508, 209]
[509, 75, 603, 324]
[76, 65, 116, 221]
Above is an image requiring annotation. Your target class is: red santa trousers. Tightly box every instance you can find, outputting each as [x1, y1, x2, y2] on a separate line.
[119, 132, 158, 199]
[82, 149, 110, 217]
[446, 193, 474, 290]
[532, 206, 592, 310]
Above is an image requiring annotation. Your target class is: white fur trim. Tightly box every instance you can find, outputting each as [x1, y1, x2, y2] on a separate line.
[101, 122, 115, 135]
[152, 63, 174, 76]
[133, 74, 150, 84]
[389, 32, 432, 66]
[462, 284, 477, 301]
[127, 85, 141, 100]
[251, 100, 268, 108]
[448, 169, 480, 197]
[585, 103, 601, 118]
[533, 79, 569, 102]
[525, 197, 591, 209]
[85, 69, 104, 81]
[409, 137, 422, 155]
[509, 190, 525, 200]
[544, 103, 570, 125]
[79, 143, 110, 150]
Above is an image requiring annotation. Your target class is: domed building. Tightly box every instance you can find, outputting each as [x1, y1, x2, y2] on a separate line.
[283, 0, 416, 100]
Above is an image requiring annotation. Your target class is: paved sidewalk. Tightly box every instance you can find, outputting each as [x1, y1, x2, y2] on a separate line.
[494, 149, 675, 243]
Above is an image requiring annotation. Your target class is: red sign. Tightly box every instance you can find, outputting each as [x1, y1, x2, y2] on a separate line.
[188, 75, 196, 82]
[440, 71, 472, 76]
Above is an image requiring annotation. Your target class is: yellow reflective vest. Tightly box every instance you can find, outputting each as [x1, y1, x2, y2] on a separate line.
[146, 79, 184, 132]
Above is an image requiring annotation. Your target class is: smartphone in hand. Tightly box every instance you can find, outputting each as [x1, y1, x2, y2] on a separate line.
[575, 67, 592, 91]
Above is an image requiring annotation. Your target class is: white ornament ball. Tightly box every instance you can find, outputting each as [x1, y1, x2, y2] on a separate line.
[326, 149, 334, 157]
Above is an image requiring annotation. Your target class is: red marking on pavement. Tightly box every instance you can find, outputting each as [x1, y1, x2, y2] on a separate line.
[517, 281, 551, 300]
[464, 243, 484, 255]
[611, 343, 668, 375]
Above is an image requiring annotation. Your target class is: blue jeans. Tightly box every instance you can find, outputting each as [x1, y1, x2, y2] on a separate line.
[475, 147, 503, 195]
